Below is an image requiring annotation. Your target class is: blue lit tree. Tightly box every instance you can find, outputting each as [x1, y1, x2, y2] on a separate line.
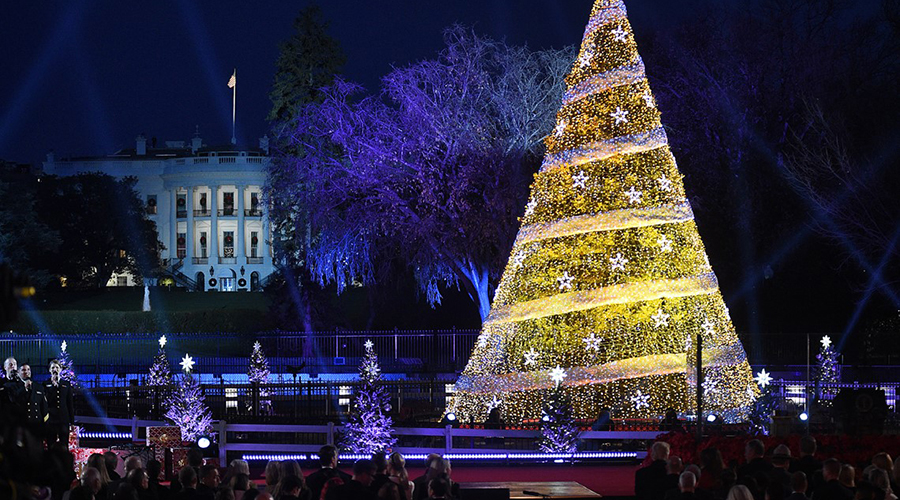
[165, 355, 212, 442]
[538, 388, 579, 453]
[148, 336, 172, 386]
[342, 340, 395, 453]
[247, 341, 273, 415]
[814, 336, 840, 404]
[57, 340, 79, 389]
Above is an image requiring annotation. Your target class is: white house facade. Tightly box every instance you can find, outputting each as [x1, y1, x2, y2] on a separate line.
[43, 133, 276, 292]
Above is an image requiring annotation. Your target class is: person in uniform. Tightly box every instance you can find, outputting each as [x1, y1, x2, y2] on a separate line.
[3, 356, 26, 423]
[18, 363, 49, 433]
[44, 359, 75, 446]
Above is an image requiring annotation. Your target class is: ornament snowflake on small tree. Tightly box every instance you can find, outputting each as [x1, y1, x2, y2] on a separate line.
[342, 339, 396, 453]
[247, 341, 273, 415]
[148, 335, 172, 386]
[814, 335, 840, 404]
[538, 387, 580, 453]
[57, 340, 79, 388]
[165, 354, 212, 442]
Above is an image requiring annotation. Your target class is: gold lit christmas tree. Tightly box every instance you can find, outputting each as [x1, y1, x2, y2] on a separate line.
[452, 0, 756, 424]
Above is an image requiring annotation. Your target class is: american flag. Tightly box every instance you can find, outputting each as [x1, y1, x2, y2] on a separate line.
[227, 71, 236, 88]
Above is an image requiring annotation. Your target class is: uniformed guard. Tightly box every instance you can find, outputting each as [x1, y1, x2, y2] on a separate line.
[17, 363, 49, 432]
[44, 359, 75, 446]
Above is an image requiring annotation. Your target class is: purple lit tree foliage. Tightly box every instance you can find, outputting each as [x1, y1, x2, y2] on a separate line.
[247, 341, 273, 415]
[342, 340, 396, 453]
[57, 341, 79, 388]
[165, 357, 212, 442]
[148, 348, 171, 386]
[270, 27, 573, 322]
[538, 388, 579, 453]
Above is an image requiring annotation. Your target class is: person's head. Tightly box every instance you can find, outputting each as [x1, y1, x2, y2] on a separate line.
[187, 448, 204, 467]
[49, 360, 61, 378]
[103, 451, 119, 475]
[125, 456, 143, 473]
[727, 485, 755, 500]
[424, 453, 442, 470]
[230, 459, 250, 477]
[352, 459, 377, 486]
[200, 464, 220, 488]
[4, 357, 16, 378]
[428, 475, 451, 499]
[127, 468, 149, 490]
[231, 473, 251, 491]
[18, 363, 31, 381]
[799, 436, 817, 457]
[373, 452, 388, 474]
[667, 456, 685, 475]
[855, 481, 878, 500]
[745, 439, 765, 462]
[870, 468, 892, 494]
[428, 458, 451, 480]
[87, 453, 110, 485]
[264, 460, 280, 486]
[685, 465, 702, 483]
[772, 444, 792, 469]
[280, 475, 303, 498]
[840, 464, 856, 488]
[700, 447, 725, 473]
[823, 459, 843, 482]
[179, 465, 198, 489]
[318, 445, 338, 468]
[651, 441, 671, 461]
[679, 471, 697, 493]
[82, 467, 102, 494]
[280, 460, 302, 478]
[790, 472, 807, 494]
[147, 460, 162, 482]
[388, 452, 407, 476]
[873, 453, 894, 473]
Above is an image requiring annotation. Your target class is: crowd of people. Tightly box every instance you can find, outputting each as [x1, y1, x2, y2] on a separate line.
[35, 445, 457, 500]
[635, 437, 898, 500]
[2, 356, 76, 446]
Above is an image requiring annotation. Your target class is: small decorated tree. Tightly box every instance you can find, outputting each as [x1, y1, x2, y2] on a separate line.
[165, 354, 212, 442]
[749, 369, 777, 435]
[57, 340, 79, 388]
[814, 336, 840, 404]
[247, 341, 273, 415]
[342, 340, 396, 453]
[148, 336, 172, 386]
[538, 388, 579, 453]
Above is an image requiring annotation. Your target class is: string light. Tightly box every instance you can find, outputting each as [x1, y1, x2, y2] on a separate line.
[452, 0, 756, 424]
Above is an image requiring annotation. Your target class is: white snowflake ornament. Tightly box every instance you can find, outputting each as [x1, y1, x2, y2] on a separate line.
[651, 309, 670, 328]
[572, 171, 589, 189]
[557, 272, 574, 292]
[583, 333, 603, 352]
[610, 253, 628, 272]
[631, 390, 650, 409]
[610, 107, 629, 125]
[524, 349, 539, 367]
[549, 366, 567, 388]
[657, 234, 673, 252]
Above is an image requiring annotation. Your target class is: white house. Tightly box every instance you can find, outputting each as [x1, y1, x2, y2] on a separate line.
[43, 132, 275, 292]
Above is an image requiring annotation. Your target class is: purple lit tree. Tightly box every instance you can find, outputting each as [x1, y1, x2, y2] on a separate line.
[57, 340, 79, 388]
[165, 355, 212, 442]
[342, 340, 395, 453]
[538, 388, 579, 453]
[247, 341, 273, 415]
[148, 336, 171, 386]
[270, 27, 573, 322]
[814, 336, 840, 404]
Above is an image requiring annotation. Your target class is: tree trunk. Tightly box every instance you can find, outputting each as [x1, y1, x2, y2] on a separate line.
[455, 259, 492, 323]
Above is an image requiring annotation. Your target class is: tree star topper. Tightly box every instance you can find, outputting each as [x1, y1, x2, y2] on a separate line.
[159, 335, 167, 349]
[549, 366, 567, 388]
[754, 369, 772, 388]
[61, 340, 67, 352]
[821, 335, 832, 349]
[364, 339, 374, 350]
[180, 354, 195, 373]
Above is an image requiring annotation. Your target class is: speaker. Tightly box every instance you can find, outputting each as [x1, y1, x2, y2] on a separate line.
[833, 388, 888, 435]
[458, 488, 511, 500]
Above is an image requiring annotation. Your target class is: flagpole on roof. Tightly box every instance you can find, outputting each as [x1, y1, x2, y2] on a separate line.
[228, 68, 237, 145]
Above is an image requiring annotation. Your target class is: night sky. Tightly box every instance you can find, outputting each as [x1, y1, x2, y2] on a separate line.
[0, 0, 705, 165]
[1, 1, 892, 354]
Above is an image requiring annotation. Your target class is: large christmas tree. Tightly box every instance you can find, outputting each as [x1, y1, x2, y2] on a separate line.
[165, 354, 212, 442]
[452, 0, 756, 423]
[342, 340, 396, 453]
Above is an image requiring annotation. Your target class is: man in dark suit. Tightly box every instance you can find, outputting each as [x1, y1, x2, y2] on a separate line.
[175, 466, 203, 500]
[636, 441, 672, 500]
[44, 359, 75, 446]
[787, 471, 809, 500]
[2, 357, 26, 421]
[792, 436, 823, 491]
[18, 363, 49, 432]
[196, 464, 220, 500]
[811, 459, 853, 500]
[738, 439, 774, 482]
[307, 445, 352, 500]
[325, 459, 376, 500]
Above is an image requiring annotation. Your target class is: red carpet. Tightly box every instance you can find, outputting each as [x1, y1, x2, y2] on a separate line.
[407, 465, 639, 497]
